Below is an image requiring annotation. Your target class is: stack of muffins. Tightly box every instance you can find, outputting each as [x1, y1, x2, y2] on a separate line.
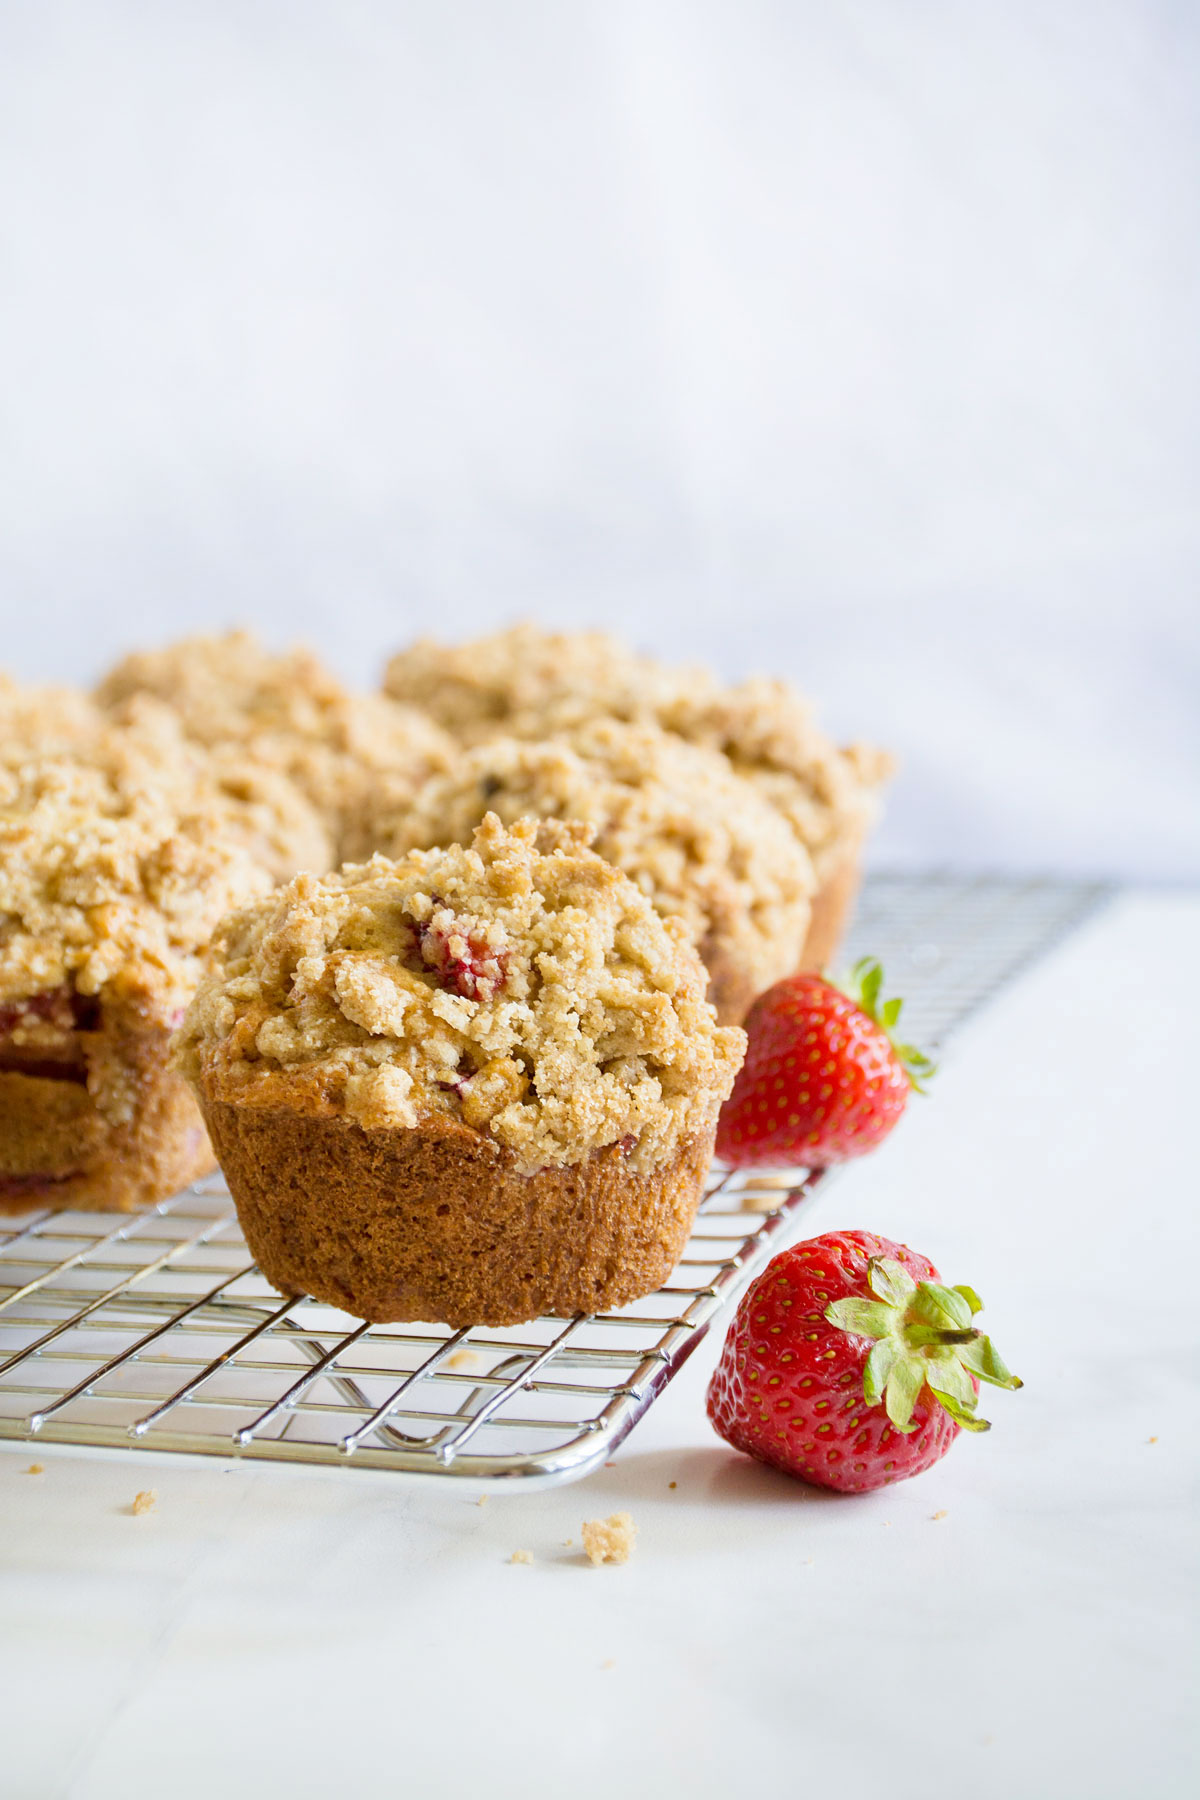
[0, 626, 887, 1325]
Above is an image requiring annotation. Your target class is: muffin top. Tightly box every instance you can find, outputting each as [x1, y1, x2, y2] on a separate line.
[96, 629, 452, 860]
[0, 706, 272, 1015]
[374, 718, 815, 1014]
[382, 622, 888, 874]
[176, 814, 745, 1176]
[0, 672, 102, 768]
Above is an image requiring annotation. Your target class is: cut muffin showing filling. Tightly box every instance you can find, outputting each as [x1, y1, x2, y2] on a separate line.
[366, 719, 816, 1023]
[176, 816, 745, 1325]
[0, 724, 272, 1212]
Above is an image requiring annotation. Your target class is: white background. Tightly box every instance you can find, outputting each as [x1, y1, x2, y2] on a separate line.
[1, 0, 1197, 875]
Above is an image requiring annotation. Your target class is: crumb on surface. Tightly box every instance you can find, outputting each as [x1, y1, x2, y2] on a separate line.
[132, 1489, 157, 1516]
[668, 1480, 677, 1490]
[1148, 1436, 1158, 1444]
[510, 1548, 533, 1565]
[476, 1494, 488, 1507]
[582, 1511, 637, 1566]
[602, 1659, 616, 1670]
[25, 1463, 44, 1475]
[563, 1538, 573, 1547]
[932, 1509, 948, 1521]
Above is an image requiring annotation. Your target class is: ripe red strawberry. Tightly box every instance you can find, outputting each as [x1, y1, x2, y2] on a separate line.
[707, 1230, 1020, 1494]
[716, 958, 933, 1167]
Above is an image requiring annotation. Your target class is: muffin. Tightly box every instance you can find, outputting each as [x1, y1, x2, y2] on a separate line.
[175, 815, 745, 1327]
[0, 716, 273, 1213]
[371, 718, 816, 1024]
[382, 622, 889, 968]
[96, 629, 453, 864]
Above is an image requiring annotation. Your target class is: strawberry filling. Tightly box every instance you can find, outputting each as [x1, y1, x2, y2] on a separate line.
[0, 1170, 83, 1200]
[411, 898, 508, 1002]
[0, 985, 99, 1085]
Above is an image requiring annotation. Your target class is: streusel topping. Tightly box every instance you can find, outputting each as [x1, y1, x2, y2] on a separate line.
[97, 630, 452, 860]
[375, 719, 815, 1011]
[0, 672, 102, 768]
[176, 815, 745, 1175]
[382, 622, 888, 874]
[0, 710, 271, 1014]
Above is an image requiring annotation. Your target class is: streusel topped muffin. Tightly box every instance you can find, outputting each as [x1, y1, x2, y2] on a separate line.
[370, 718, 815, 1024]
[178, 816, 744, 1325]
[96, 630, 452, 862]
[382, 623, 889, 968]
[179, 813, 742, 1176]
[0, 714, 273, 1212]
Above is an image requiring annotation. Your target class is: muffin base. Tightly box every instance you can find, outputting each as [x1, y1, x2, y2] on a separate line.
[0, 1007, 214, 1214]
[199, 1098, 715, 1327]
[799, 844, 862, 974]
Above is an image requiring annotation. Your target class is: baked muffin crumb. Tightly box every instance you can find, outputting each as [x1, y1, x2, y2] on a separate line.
[582, 1511, 637, 1565]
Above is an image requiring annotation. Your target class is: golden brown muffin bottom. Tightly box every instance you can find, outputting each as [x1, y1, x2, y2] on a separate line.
[199, 1098, 715, 1327]
[0, 1011, 214, 1214]
[799, 840, 862, 975]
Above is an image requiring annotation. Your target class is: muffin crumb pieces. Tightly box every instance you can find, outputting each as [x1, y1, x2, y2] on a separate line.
[476, 1495, 488, 1507]
[132, 1489, 157, 1516]
[582, 1511, 637, 1566]
[24, 1463, 44, 1475]
[931, 1509, 948, 1521]
[510, 1548, 533, 1565]
[668, 1480, 677, 1490]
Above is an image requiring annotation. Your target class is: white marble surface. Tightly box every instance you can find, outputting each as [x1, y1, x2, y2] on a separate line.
[2, 889, 1195, 1799]
[1, 2, 1197, 878]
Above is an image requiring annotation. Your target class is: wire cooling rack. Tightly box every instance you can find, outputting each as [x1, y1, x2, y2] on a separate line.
[0, 874, 1109, 1485]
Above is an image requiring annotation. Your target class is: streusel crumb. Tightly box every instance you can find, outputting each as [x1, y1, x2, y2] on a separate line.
[97, 630, 452, 860]
[0, 706, 270, 1017]
[377, 718, 814, 1016]
[509, 1549, 534, 1565]
[382, 622, 888, 875]
[0, 673, 101, 768]
[176, 814, 744, 1175]
[131, 1489, 157, 1516]
[581, 1512, 637, 1565]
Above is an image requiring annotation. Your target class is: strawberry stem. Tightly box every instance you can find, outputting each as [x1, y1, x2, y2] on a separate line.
[825, 1257, 1021, 1434]
[836, 957, 937, 1093]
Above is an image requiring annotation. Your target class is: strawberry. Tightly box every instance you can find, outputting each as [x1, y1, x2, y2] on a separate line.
[715, 957, 933, 1167]
[707, 1230, 1020, 1494]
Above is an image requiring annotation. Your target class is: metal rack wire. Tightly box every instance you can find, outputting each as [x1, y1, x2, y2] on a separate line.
[0, 874, 1109, 1485]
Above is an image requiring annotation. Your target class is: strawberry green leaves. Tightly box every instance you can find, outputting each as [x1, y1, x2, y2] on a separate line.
[839, 957, 936, 1094]
[825, 1257, 1021, 1435]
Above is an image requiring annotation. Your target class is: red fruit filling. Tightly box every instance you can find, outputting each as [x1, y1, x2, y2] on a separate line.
[0, 1170, 84, 1200]
[0, 985, 99, 1084]
[411, 899, 508, 1002]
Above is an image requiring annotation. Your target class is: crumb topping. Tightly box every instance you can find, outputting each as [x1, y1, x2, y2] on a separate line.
[0, 707, 271, 1015]
[382, 622, 889, 873]
[96, 630, 451, 860]
[376, 719, 815, 1008]
[581, 1511, 637, 1565]
[176, 815, 745, 1175]
[0, 672, 102, 768]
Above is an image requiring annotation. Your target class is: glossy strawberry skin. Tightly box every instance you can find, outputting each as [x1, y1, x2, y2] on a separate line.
[707, 1231, 961, 1494]
[715, 973, 911, 1167]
